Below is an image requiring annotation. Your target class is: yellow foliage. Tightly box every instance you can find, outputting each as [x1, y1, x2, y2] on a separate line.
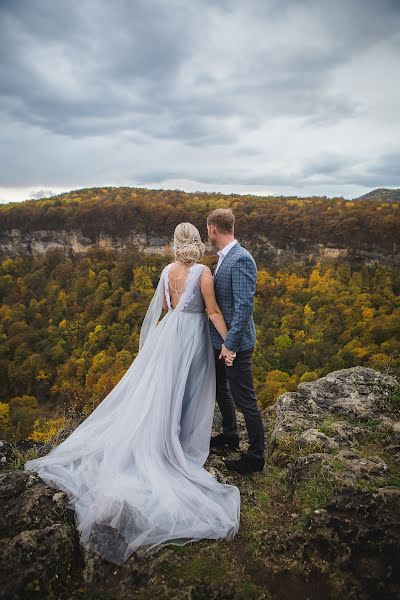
[368, 353, 390, 370]
[0, 304, 14, 325]
[36, 370, 49, 381]
[132, 266, 153, 288]
[262, 370, 291, 404]
[303, 304, 315, 324]
[59, 319, 67, 328]
[0, 402, 10, 430]
[294, 329, 306, 341]
[308, 268, 322, 288]
[28, 417, 66, 443]
[257, 270, 273, 290]
[300, 371, 319, 382]
[1, 258, 15, 274]
[285, 273, 306, 294]
[361, 307, 375, 320]
[281, 312, 303, 334]
[90, 349, 109, 371]
[88, 324, 103, 343]
[58, 289, 67, 307]
[343, 338, 377, 360]
[308, 267, 337, 294]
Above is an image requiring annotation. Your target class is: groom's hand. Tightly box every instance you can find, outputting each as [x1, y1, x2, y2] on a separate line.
[219, 343, 236, 366]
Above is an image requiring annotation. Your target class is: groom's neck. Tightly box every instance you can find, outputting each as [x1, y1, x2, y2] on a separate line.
[217, 234, 235, 251]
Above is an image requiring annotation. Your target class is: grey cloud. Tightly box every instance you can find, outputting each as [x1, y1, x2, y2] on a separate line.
[134, 169, 301, 188]
[29, 189, 56, 199]
[0, 0, 203, 138]
[299, 151, 400, 188]
[341, 152, 400, 188]
[301, 153, 353, 177]
[0, 0, 399, 198]
[134, 149, 400, 190]
[1, 0, 399, 142]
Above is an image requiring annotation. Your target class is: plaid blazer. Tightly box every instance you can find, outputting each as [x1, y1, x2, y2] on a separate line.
[209, 241, 257, 352]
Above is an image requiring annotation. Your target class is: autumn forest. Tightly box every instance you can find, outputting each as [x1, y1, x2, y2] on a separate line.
[1, 187, 399, 443]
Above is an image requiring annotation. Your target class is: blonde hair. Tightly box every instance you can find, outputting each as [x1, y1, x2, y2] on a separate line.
[173, 222, 205, 265]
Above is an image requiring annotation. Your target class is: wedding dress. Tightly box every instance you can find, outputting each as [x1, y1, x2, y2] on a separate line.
[24, 262, 240, 565]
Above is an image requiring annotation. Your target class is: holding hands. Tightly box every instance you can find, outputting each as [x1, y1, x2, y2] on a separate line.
[219, 343, 236, 367]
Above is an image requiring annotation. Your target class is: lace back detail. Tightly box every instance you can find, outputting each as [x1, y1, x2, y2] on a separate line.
[164, 263, 202, 312]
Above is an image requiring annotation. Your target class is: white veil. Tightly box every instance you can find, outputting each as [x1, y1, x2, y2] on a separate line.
[138, 265, 167, 352]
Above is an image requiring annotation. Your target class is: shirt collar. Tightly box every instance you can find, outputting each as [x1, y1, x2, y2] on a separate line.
[217, 239, 238, 257]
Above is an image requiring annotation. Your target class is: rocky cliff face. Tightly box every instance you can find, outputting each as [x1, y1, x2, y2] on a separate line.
[1, 228, 399, 267]
[1, 367, 399, 599]
[0, 228, 175, 258]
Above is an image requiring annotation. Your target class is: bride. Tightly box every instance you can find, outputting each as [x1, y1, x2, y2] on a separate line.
[24, 222, 241, 565]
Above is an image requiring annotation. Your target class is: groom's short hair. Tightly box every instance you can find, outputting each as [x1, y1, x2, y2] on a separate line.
[207, 208, 235, 234]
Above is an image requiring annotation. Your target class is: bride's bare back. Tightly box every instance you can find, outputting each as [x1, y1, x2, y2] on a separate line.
[165, 261, 215, 311]
[167, 261, 194, 309]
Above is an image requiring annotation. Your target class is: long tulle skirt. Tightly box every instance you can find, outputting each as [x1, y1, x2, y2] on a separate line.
[25, 310, 240, 565]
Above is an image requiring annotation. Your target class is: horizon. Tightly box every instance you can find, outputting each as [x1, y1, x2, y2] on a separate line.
[1, 184, 400, 207]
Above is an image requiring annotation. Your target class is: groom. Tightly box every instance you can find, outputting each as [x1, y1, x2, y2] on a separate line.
[207, 208, 265, 474]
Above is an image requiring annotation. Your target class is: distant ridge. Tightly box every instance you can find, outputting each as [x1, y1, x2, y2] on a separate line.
[355, 188, 400, 202]
[1, 186, 400, 264]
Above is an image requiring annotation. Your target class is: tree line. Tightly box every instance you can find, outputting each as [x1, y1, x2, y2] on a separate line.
[1, 186, 399, 253]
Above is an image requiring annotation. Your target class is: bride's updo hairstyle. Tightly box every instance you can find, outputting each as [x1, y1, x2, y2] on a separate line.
[173, 222, 205, 265]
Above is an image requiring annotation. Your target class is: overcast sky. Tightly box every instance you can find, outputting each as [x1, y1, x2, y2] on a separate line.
[1, 0, 399, 204]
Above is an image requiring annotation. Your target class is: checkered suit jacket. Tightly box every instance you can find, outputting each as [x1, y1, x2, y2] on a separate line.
[209, 241, 257, 352]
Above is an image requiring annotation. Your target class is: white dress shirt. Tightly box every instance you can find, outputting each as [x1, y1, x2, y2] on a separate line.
[214, 239, 238, 275]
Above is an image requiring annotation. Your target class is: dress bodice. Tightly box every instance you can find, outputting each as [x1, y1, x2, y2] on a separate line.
[164, 263, 206, 313]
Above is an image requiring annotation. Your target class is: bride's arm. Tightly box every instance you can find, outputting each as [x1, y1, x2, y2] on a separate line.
[200, 266, 228, 340]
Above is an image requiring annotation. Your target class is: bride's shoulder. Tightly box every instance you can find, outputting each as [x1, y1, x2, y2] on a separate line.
[163, 262, 174, 271]
[160, 263, 172, 280]
[199, 264, 213, 278]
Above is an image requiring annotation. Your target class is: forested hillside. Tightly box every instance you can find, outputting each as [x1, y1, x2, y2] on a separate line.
[0, 187, 400, 442]
[1, 186, 400, 253]
[355, 187, 400, 203]
[1, 250, 399, 442]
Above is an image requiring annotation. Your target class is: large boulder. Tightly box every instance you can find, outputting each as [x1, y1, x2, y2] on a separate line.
[270, 366, 399, 456]
[0, 470, 84, 599]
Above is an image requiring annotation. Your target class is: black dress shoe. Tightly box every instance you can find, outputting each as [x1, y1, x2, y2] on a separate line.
[224, 453, 265, 474]
[210, 433, 240, 451]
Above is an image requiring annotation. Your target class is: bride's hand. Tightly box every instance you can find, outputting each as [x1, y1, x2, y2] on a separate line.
[219, 344, 236, 367]
[224, 354, 235, 366]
